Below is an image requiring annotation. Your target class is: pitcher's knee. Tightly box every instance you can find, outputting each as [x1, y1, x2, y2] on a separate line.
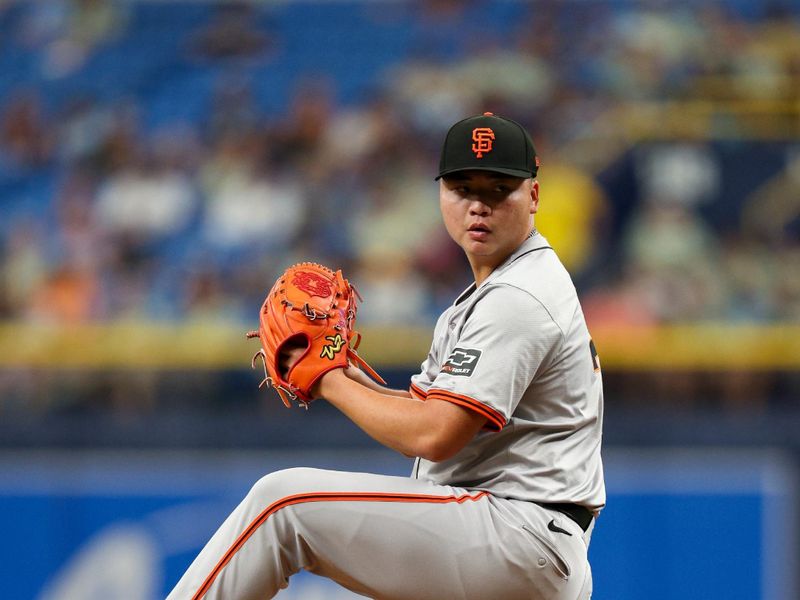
[248, 467, 324, 506]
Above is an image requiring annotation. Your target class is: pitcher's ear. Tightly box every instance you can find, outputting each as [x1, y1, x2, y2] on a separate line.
[530, 179, 540, 214]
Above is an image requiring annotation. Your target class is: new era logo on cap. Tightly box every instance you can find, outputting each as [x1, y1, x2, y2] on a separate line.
[437, 112, 539, 180]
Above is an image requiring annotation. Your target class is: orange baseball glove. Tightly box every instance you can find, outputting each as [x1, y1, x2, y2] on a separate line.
[246, 262, 384, 408]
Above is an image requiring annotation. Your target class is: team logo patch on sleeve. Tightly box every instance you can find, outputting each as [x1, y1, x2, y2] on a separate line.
[441, 348, 482, 377]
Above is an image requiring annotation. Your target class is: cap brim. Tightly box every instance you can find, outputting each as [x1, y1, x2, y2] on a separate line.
[435, 166, 534, 181]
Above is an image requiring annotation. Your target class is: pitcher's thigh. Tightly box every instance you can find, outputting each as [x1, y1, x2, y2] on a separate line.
[259, 470, 580, 600]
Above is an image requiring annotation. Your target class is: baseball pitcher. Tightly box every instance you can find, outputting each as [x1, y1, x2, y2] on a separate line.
[168, 112, 605, 600]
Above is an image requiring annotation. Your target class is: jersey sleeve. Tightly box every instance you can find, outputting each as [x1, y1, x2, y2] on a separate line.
[410, 352, 437, 400]
[427, 284, 563, 431]
[409, 311, 448, 400]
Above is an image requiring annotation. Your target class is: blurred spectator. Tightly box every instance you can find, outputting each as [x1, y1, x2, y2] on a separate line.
[207, 76, 262, 142]
[26, 0, 130, 78]
[719, 235, 780, 320]
[318, 95, 402, 173]
[53, 171, 106, 273]
[91, 101, 142, 174]
[271, 79, 335, 171]
[199, 132, 306, 254]
[27, 264, 100, 323]
[622, 201, 725, 321]
[406, 0, 484, 63]
[62, 0, 127, 48]
[52, 98, 143, 177]
[741, 146, 800, 242]
[774, 242, 800, 320]
[0, 219, 48, 318]
[187, 2, 272, 61]
[0, 89, 53, 169]
[581, 270, 660, 328]
[349, 164, 441, 263]
[182, 266, 242, 322]
[606, 4, 706, 100]
[453, 44, 556, 115]
[635, 143, 722, 208]
[384, 58, 479, 133]
[413, 225, 472, 317]
[99, 233, 158, 319]
[624, 203, 717, 274]
[353, 253, 430, 326]
[54, 95, 116, 168]
[93, 148, 197, 242]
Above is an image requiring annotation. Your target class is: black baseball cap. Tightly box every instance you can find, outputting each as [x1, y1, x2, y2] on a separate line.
[436, 112, 539, 180]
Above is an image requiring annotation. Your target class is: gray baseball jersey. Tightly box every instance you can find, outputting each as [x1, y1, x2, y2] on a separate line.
[410, 231, 605, 512]
[168, 231, 602, 600]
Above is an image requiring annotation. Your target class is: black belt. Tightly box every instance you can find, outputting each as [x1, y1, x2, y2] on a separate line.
[536, 502, 593, 532]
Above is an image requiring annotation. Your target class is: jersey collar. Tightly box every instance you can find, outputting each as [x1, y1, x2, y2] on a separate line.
[487, 229, 551, 280]
[454, 230, 551, 305]
[504, 228, 550, 266]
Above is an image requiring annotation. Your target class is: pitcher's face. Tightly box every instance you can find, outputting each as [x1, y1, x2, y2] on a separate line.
[439, 171, 538, 268]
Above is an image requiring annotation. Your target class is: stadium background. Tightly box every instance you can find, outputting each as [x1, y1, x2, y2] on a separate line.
[0, 0, 798, 598]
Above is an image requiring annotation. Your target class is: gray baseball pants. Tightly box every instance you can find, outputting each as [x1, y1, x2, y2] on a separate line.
[167, 467, 594, 600]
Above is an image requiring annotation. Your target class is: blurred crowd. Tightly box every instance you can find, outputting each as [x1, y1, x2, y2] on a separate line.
[0, 0, 799, 333]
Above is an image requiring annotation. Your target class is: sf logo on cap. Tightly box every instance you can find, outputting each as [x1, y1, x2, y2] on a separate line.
[472, 127, 495, 158]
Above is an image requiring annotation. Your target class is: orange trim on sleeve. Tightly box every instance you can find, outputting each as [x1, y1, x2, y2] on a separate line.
[192, 490, 489, 599]
[426, 389, 506, 432]
[409, 381, 428, 400]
